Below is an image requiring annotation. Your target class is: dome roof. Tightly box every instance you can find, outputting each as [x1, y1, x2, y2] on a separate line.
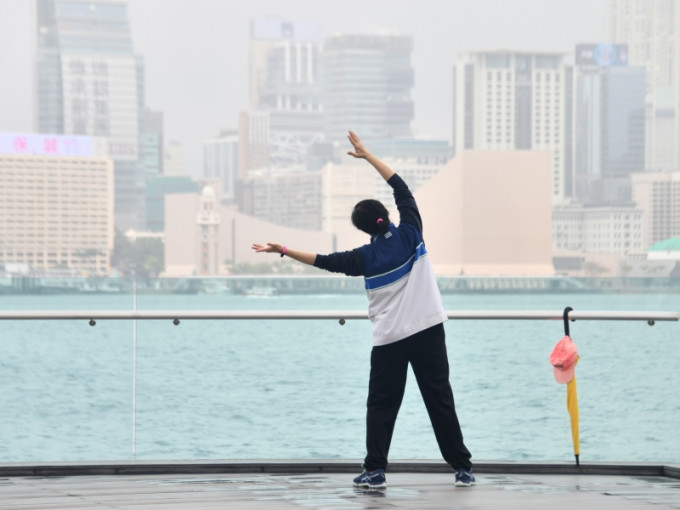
[201, 185, 215, 198]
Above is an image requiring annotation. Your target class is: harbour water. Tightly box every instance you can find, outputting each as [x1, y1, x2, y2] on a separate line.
[0, 281, 678, 465]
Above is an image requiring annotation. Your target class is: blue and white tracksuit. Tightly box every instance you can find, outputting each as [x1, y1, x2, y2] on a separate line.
[314, 174, 472, 472]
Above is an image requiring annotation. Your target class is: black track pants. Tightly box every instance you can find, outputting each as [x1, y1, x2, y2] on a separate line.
[363, 323, 472, 471]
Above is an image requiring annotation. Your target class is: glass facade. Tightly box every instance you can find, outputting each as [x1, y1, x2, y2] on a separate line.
[323, 35, 414, 142]
[35, 0, 146, 230]
[602, 67, 646, 176]
[574, 63, 646, 205]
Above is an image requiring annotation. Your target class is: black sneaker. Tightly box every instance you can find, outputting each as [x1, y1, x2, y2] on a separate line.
[455, 468, 476, 487]
[353, 469, 387, 489]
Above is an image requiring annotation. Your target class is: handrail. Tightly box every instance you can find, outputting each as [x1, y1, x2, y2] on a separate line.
[0, 309, 676, 325]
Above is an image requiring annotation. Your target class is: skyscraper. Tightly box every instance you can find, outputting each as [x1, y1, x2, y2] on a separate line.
[573, 44, 646, 205]
[452, 50, 573, 204]
[35, 0, 145, 230]
[323, 34, 415, 143]
[246, 18, 324, 170]
[203, 129, 239, 203]
[607, 0, 680, 172]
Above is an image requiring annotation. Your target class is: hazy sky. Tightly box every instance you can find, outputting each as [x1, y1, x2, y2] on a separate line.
[0, 0, 607, 174]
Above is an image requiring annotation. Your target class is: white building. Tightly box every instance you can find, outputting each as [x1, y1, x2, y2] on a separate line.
[452, 50, 572, 204]
[246, 18, 324, 170]
[632, 171, 680, 249]
[553, 204, 645, 256]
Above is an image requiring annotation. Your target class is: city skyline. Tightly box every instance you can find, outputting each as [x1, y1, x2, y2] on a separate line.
[1, 0, 607, 175]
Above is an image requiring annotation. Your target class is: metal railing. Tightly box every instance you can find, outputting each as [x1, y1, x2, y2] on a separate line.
[0, 309, 677, 325]
[1, 307, 677, 462]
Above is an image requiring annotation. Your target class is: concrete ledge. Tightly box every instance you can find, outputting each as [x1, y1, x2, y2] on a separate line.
[0, 460, 677, 479]
[664, 464, 680, 478]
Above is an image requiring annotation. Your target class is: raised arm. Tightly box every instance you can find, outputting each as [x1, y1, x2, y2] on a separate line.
[251, 243, 316, 266]
[252, 242, 364, 276]
[347, 130, 395, 182]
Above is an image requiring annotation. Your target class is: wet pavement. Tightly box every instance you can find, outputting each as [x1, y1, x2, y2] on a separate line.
[2, 471, 680, 509]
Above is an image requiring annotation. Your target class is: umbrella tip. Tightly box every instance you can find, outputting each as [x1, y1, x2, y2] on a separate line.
[575, 454, 580, 467]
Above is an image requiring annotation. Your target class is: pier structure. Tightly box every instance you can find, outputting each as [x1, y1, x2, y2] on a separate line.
[3, 274, 680, 295]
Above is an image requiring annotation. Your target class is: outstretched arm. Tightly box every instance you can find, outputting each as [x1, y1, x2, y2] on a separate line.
[251, 243, 317, 266]
[347, 130, 395, 182]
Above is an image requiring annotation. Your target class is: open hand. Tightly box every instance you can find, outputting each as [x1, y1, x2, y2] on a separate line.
[347, 130, 370, 159]
[251, 243, 282, 254]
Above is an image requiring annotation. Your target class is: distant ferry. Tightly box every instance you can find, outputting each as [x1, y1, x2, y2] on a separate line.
[201, 281, 231, 294]
[242, 286, 277, 297]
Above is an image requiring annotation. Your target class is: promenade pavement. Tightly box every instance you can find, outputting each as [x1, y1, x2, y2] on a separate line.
[2, 470, 680, 509]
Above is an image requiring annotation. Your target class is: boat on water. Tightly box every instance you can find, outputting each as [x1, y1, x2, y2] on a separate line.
[79, 281, 122, 293]
[242, 286, 277, 297]
[201, 280, 231, 294]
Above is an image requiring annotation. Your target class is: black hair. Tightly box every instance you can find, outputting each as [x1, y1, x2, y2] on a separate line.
[351, 199, 390, 236]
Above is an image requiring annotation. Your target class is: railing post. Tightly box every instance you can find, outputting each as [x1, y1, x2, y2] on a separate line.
[132, 278, 137, 459]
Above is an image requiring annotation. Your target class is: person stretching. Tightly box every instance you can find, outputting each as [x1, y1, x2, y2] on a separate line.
[252, 130, 474, 489]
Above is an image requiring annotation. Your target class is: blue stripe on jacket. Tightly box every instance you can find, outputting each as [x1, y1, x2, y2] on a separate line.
[364, 242, 427, 291]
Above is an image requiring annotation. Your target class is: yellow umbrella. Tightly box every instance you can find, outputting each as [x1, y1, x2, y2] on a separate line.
[566, 361, 580, 466]
[550, 307, 580, 466]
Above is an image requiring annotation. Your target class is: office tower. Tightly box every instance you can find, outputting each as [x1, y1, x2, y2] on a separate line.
[35, 0, 145, 230]
[452, 50, 572, 204]
[238, 170, 323, 231]
[573, 44, 646, 205]
[203, 130, 238, 203]
[0, 133, 114, 275]
[141, 109, 163, 177]
[323, 34, 414, 143]
[246, 18, 324, 170]
[607, 0, 680, 172]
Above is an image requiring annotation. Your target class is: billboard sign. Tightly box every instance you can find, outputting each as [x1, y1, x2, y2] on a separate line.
[575, 44, 629, 67]
[251, 18, 322, 41]
[0, 133, 93, 156]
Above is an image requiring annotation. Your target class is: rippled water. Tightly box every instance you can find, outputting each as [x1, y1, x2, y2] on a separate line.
[0, 288, 678, 464]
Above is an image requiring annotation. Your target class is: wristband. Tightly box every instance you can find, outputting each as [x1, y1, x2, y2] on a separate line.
[280, 246, 287, 258]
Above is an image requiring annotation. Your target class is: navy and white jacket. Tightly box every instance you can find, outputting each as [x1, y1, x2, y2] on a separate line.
[314, 174, 447, 346]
